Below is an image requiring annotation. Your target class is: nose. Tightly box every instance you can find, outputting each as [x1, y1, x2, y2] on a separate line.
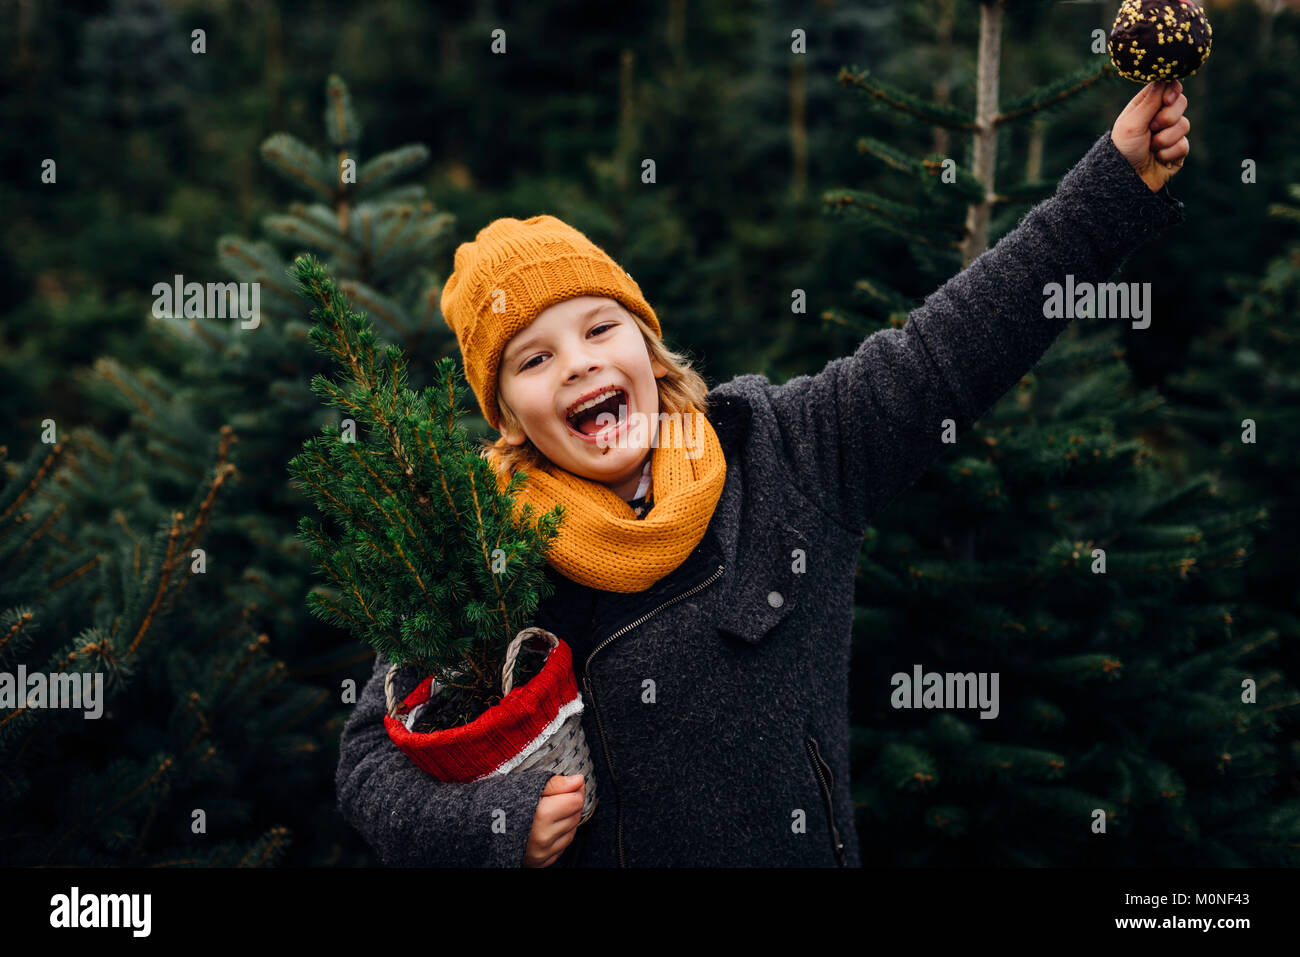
[562, 349, 602, 382]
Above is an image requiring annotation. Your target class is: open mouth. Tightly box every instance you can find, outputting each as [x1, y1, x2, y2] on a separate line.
[564, 386, 628, 439]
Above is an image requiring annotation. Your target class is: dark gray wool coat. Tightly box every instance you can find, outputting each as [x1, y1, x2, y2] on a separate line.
[336, 129, 1186, 867]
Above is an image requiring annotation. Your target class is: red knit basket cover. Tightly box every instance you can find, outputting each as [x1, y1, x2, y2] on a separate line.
[384, 638, 579, 782]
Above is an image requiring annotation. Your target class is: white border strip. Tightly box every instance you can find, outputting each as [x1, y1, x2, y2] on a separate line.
[479, 694, 585, 779]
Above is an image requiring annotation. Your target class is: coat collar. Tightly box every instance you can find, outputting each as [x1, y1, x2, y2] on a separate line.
[701, 388, 753, 458]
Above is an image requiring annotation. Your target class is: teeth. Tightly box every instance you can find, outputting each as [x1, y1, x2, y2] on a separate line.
[566, 388, 624, 419]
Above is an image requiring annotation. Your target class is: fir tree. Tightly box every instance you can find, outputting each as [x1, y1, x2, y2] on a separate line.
[1, 75, 456, 865]
[843, 318, 1300, 865]
[828, 1, 1122, 269]
[1162, 181, 1300, 785]
[1163, 182, 1300, 602]
[0, 426, 301, 866]
[819, 2, 1300, 864]
[288, 255, 562, 727]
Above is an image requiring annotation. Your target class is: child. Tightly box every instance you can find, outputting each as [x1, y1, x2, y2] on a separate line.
[336, 81, 1190, 867]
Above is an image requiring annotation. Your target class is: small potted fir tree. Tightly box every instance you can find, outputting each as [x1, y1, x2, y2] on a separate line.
[288, 254, 597, 822]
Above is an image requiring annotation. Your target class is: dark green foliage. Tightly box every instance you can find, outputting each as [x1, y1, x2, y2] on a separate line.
[2, 0, 1298, 868]
[288, 256, 561, 715]
[829, 48, 1300, 861]
[0, 430, 299, 867]
[1, 73, 459, 866]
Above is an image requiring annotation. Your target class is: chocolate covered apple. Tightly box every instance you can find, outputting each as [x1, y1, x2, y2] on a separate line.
[1108, 0, 1212, 83]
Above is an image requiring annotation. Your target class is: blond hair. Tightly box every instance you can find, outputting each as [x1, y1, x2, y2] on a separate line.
[480, 309, 711, 477]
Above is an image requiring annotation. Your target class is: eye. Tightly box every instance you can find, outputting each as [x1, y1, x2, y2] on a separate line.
[518, 322, 615, 371]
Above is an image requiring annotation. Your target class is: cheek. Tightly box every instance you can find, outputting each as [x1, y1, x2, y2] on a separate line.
[524, 395, 556, 431]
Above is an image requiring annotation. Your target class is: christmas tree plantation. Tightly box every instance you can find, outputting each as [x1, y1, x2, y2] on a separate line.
[288, 255, 563, 729]
[0, 428, 300, 867]
[56, 74, 459, 864]
[823, 9, 1300, 865]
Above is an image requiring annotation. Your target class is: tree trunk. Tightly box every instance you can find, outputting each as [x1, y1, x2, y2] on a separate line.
[961, 0, 1005, 268]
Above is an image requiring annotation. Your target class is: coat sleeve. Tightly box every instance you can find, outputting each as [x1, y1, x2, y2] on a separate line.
[335, 651, 557, 867]
[751, 129, 1187, 535]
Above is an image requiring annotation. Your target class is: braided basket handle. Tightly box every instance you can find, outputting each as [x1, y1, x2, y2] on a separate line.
[384, 664, 403, 721]
[501, 626, 558, 696]
[384, 626, 559, 720]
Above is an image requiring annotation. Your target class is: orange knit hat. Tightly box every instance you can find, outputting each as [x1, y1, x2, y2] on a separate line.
[439, 214, 662, 431]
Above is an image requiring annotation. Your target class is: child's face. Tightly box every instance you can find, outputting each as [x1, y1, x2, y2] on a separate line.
[499, 295, 668, 494]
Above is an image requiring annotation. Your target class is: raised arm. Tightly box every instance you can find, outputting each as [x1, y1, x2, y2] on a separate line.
[736, 127, 1186, 536]
[336, 651, 555, 867]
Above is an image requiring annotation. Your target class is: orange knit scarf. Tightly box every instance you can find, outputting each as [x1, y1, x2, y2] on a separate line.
[486, 406, 727, 593]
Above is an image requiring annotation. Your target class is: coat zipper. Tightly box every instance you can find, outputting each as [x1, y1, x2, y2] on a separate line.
[582, 562, 726, 868]
[805, 735, 847, 867]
